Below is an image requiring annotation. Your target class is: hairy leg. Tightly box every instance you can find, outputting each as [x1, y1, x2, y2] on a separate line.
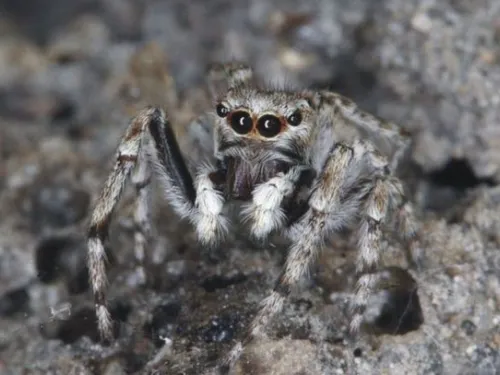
[206, 61, 254, 98]
[349, 170, 420, 333]
[87, 107, 227, 340]
[131, 145, 153, 285]
[315, 91, 412, 171]
[216, 142, 355, 374]
[349, 177, 391, 333]
[392, 181, 422, 268]
[88, 108, 162, 341]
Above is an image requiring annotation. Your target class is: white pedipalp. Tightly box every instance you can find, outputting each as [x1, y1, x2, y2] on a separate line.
[193, 168, 229, 246]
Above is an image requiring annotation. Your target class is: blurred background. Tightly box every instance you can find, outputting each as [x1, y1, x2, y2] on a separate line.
[1, 0, 500, 374]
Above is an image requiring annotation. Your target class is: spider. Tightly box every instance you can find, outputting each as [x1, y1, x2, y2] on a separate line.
[87, 61, 419, 373]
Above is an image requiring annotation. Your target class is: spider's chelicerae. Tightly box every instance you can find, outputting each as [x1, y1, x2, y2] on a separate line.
[87, 61, 419, 373]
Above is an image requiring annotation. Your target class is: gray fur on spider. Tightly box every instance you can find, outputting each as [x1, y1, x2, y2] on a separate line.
[87, 62, 419, 374]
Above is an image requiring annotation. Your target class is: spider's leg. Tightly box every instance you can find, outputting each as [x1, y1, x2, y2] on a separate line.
[242, 165, 315, 241]
[311, 91, 421, 328]
[349, 177, 391, 333]
[217, 142, 355, 374]
[206, 61, 254, 98]
[88, 109, 158, 341]
[390, 179, 422, 268]
[130, 144, 153, 285]
[315, 91, 412, 171]
[349, 167, 421, 332]
[87, 108, 226, 341]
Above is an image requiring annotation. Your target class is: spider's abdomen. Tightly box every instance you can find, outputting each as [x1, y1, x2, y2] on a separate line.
[222, 157, 291, 201]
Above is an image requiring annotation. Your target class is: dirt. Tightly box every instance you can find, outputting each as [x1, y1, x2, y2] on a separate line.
[1, 0, 500, 374]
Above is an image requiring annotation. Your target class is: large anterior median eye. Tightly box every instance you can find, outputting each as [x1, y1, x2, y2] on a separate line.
[229, 111, 253, 134]
[256, 115, 282, 138]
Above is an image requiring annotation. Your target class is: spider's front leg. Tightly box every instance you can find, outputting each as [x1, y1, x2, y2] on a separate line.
[130, 143, 153, 285]
[87, 107, 228, 341]
[216, 142, 355, 374]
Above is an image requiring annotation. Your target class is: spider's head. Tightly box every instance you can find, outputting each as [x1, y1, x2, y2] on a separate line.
[213, 87, 316, 160]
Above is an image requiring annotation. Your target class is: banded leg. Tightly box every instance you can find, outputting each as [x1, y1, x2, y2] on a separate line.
[87, 107, 227, 341]
[375, 176, 421, 267]
[131, 145, 153, 285]
[315, 91, 412, 171]
[314, 89, 418, 267]
[88, 109, 159, 341]
[216, 143, 355, 374]
[349, 178, 391, 333]
[394, 186, 422, 268]
[207, 61, 254, 98]
[348, 172, 419, 333]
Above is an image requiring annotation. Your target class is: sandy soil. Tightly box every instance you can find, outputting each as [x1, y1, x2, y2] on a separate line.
[1, 0, 500, 374]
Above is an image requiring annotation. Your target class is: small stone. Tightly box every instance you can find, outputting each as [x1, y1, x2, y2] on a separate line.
[491, 333, 500, 349]
[234, 338, 347, 375]
[47, 15, 110, 63]
[461, 319, 477, 336]
[479, 48, 497, 64]
[201, 313, 240, 343]
[466, 345, 477, 356]
[143, 302, 181, 347]
[102, 360, 126, 375]
[411, 11, 433, 33]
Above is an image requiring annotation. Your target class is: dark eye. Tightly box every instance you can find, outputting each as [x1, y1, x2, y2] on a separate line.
[287, 110, 302, 126]
[256, 115, 282, 138]
[229, 111, 253, 134]
[216, 103, 229, 118]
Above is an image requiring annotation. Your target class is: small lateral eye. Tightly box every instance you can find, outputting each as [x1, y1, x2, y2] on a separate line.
[216, 103, 229, 118]
[287, 110, 302, 126]
[229, 111, 253, 134]
[256, 115, 282, 138]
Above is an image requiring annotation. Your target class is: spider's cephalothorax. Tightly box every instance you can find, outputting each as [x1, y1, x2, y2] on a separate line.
[87, 62, 419, 374]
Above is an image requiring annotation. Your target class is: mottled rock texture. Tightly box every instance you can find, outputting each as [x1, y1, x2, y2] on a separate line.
[1, 0, 500, 374]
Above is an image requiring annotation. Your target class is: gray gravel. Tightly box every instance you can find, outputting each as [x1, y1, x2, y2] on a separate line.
[1, 0, 500, 374]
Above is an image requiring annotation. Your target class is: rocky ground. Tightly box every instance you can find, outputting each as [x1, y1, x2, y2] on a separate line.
[1, 0, 500, 374]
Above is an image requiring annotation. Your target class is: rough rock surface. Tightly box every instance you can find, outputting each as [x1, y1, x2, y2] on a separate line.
[1, 0, 500, 374]
[359, 0, 500, 181]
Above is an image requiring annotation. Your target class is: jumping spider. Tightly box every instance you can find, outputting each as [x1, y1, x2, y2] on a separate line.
[87, 61, 419, 373]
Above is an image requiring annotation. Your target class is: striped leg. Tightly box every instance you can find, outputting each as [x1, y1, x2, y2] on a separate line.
[349, 178, 391, 333]
[131, 143, 153, 285]
[87, 107, 227, 341]
[216, 142, 355, 374]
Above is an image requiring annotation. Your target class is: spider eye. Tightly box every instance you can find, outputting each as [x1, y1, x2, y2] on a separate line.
[256, 115, 282, 138]
[229, 111, 253, 134]
[287, 110, 302, 126]
[216, 103, 229, 118]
